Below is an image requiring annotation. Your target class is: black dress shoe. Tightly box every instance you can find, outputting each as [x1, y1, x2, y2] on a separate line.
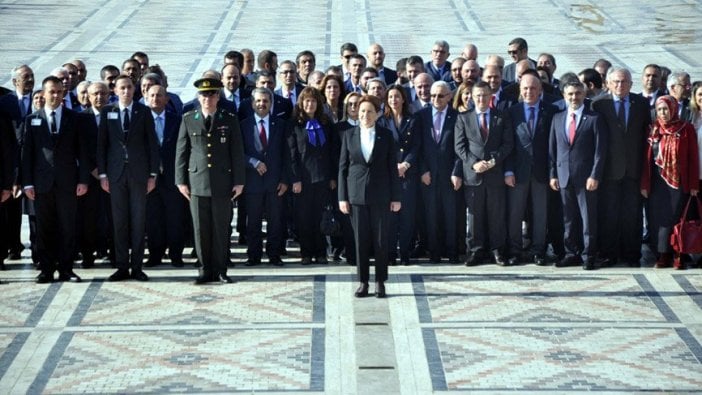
[218, 273, 233, 283]
[237, 235, 247, 245]
[8, 251, 21, 260]
[583, 259, 596, 270]
[131, 270, 149, 281]
[171, 259, 185, 268]
[316, 255, 328, 264]
[430, 255, 442, 264]
[58, 270, 82, 282]
[493, 251, 506, 266]
[36, 271, 54, 284]
[627, 260, 641, 268]
[533, 254, 548, 266]
[301, 257, 312, 265]
[556, 255, 582, 267]
[144, 259, 161, 268]
[194, 272, 213, 284]
[0, 260, 5, 271]
[375, 282, 386, 298]
[508, 256, 521, 266]
[81, 257, 95, 269]
[244, 259, 260, 266]
[410, 247, 426, 258]
[269, 257, 284, 266]
[400, 256, 410, 266]
[464, 253, 477, 267]
[447, 255, 460, 264]
[354, 283, 369, 297]
[108, 269, 131, 281]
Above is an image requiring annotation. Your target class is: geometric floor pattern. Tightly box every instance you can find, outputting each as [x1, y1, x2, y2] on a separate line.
[414, 273, 702, 392]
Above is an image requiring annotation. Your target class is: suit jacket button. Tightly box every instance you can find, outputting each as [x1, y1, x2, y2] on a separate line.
[207, 143, 212, 147]
[207, 134, 211, 137]
[207, 153, 212, 157]
[208, 164, 212, 168]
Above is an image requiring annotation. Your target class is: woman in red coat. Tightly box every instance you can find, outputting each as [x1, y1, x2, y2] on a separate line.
[641, 96, 699, 269]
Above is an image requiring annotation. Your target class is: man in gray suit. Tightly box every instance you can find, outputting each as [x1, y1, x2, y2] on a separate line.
[97, 75, 159, 281]
[176, 78, 245, 284]
[502, 37, 537, 83]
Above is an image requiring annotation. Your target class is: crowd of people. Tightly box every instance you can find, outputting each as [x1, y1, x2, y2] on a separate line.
[1, 37, 701, 297]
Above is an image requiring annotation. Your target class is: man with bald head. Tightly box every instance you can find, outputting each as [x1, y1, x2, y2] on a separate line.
[51, 67, 79, 109]
[482, 65, 516, 111]
[461, 43, 478, 60]
[410, 73, 434, 113]
[484, 55, 505, 73]
[504, 74, 558, 265]
[461, 60, 481, 84]
[367, 43, 397, 85]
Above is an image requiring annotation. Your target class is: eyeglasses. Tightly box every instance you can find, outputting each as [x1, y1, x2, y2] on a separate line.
[347, 101, 359, 107]
[430, 93, 447, 99]
[343, 55, 353, 59]
[280, 70, 295, 75]
[198, 90, 218, 97]
[507, 50, 520, 55]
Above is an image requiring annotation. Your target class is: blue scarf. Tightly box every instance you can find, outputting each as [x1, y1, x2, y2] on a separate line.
[306, 119, 326, 146]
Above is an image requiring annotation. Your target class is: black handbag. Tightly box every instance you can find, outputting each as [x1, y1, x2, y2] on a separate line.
[320, 205, 342, 237]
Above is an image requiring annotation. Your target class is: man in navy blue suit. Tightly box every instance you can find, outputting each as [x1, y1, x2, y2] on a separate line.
[418, 81, 463, 263]
[549, 78, 607, 270]
[144, 85, 188, 268]
[241, 88, 290, 266]
[367, 43, 397, 85]
[424, 40, 452, 83]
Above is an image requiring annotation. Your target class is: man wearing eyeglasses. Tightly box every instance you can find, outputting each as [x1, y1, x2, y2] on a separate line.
[668, 71, 692, 120]
[275, 61, 304, 106]
[176, 78, 245, 284]
[502, 37, 537, 83]
[424, 40, 452, 83]
[418, 81, 462, 263]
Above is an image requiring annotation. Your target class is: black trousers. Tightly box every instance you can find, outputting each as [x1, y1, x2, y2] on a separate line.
[560, 184, 598, 260]
[109, 170, 147, 270]
[76, 178, 100, 259]
[245, 190, 284, 261]
[464, 183, 506, 253]
[389, 177, 417, 259]
[146, 183, 187, 261]
[598, 178, 642, 262]
[294, 182, 328, 258]
[351, 203, 389, 283]
[34, 188, 76, 273]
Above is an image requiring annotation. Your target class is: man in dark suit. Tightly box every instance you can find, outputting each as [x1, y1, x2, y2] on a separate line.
[418, 81, 463, 263]
[502, 37, 537, 83]
[274, 61, 304, 106]
[0, 65, 34, 262]
[51, 67, 80, 110]
[402, 56, 425, 104]
[505, 75, 557, 265]
[221, 64, 251, 111]
[238, 71, 293, 120]
[176, 78, 245, 284]
[482, 65, 518, 111]
[97, 75, 160, 281]
[144, 85, 188, 268]
[338, 95, 401, 298]
[0, 102, 16, 272]
[76, 82, 111, 268]
[668, 71, 692, 120]
[241, 88, 290, 266]
[409, 73, 433, 114]
[21, 76, 89, 283]
[296, 50, 316, 86]
[549, 79, 607, 270]
[367, 43, 397, 85]
[183, 70, 238, 115]
[592, 67, 650, 267]
[424, 40, 452, 83]
[456, 81, 514, 266]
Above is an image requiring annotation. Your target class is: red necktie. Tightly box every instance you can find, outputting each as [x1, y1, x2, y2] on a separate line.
[489, 95, 496, 110]
[480, 112, 489, 141]
[259, 119, 267, 149]
[568, 112, 576, 145]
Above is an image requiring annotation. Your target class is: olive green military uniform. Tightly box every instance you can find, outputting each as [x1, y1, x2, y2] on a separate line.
[175, 108, 245, 279]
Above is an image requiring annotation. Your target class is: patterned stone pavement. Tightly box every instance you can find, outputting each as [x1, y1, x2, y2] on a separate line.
[3, 0, 702, 393]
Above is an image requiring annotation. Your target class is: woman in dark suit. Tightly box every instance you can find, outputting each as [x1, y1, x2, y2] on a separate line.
[288, 87, 337, 264]
[338, 95, 401, 298]
[377, 85, 420, 265]
[641, 96, 699, 270]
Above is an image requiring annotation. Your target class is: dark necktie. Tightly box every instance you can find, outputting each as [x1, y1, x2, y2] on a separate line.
[568, 113, 576, 145]
[122, 108, 130, 139]
[617, 98, 626, 127]
[480, 112, 489, 141]
[528, 106, 536, 137]
[50, 111, 58, 144]
[205, 115, 212, 131]
[259, 119, 268, 149]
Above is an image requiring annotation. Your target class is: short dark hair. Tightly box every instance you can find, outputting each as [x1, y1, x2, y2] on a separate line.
[339, 42, 358, 55]
[296, 50, 316, 65]
[578, 68, 602, 89]
[508, 37, 528, 50]
[224, 50, 244, 66]
[257, 50, 277, 70]
[131, 51, 148, 59]
[643, 64, 661, 74]
[406, 55, 424, 68]
[122, 58, 139, 69]
[42, 75, 63, 88]
[560, 72, 584, 92]
[100, 65, 119, 79]
[472, 80, 491, 91]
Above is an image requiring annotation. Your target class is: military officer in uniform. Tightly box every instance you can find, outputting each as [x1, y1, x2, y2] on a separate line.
[175, 78, 245, 284]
